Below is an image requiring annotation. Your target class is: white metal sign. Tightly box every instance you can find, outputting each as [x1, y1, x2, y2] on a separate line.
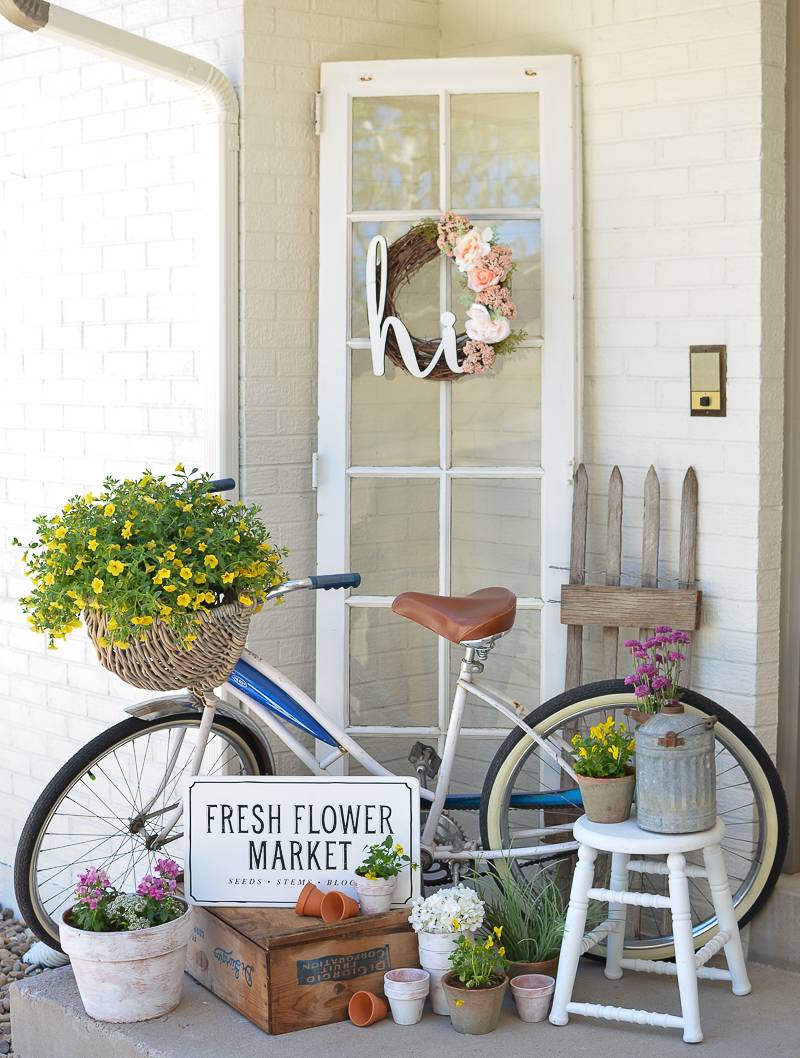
[184, 775, 420, 907]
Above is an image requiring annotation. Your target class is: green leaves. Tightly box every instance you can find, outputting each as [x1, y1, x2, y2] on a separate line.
[355, 834, 417, 880]
[448, 931, 509, 989]
[16, 466, 288, 650]
[570, 716, 634, 779]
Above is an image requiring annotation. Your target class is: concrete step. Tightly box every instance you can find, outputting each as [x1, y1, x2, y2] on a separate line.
[10, 960, 800, 1058]
[748, 873, 800, 972]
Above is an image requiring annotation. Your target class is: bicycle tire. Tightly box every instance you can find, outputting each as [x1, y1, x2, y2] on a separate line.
[479, 679, 788, 961]
[15, 711, 271, 949]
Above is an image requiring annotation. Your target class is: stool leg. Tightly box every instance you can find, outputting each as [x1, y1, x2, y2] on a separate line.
[550, 843, 597, 1027]
[668, 852, 703, 1044]
[703, 843, 751, 996]
[604, 851, 629, 980]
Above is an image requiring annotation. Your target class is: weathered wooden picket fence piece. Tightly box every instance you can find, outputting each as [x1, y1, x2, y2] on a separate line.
[562, 464, 700, 689]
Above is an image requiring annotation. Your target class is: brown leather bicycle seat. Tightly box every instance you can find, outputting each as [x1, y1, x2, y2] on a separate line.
[391, 587, 517, 644]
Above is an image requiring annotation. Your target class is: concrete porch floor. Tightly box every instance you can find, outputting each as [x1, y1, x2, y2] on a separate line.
[10, 960, 800, 1058]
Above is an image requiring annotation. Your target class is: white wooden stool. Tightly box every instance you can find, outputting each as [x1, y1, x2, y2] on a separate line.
[549, 815, 750, 1044]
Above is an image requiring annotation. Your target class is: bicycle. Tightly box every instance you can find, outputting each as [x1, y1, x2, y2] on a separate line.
[15, 481, 787, 960]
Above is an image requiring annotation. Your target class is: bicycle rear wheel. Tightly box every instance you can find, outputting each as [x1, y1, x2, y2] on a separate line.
[479, 679, 787, 961]
[15, 709, 269, 949]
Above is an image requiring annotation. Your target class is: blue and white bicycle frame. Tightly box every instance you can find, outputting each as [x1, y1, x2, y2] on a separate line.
[131, 577, 582, 865]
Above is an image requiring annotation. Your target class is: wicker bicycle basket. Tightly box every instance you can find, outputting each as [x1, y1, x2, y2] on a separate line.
[84, 601, 254, 693]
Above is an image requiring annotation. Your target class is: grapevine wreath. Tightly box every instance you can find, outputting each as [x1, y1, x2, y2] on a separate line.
[382, 211, 527, 381]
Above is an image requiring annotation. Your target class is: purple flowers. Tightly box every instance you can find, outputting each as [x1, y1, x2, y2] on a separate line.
[136, 858, 181, 902]
[625, 626, 692, 714]
[72, 858, 183, 933]
[75, 867, 111, 911]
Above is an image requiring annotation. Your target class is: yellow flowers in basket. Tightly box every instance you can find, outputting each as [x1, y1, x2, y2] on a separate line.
[15, 465, 288, 650]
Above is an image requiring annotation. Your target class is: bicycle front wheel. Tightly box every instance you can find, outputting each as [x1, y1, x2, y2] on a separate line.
[15, 709, 270, 949]
[479, 679, 787, 961]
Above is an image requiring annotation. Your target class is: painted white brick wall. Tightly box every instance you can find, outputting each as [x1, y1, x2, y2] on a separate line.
[440, 0, 786, 746]
[0, 0, 244, 901]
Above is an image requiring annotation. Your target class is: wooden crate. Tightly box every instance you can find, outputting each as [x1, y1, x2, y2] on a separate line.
[186, 904, 419, 1034]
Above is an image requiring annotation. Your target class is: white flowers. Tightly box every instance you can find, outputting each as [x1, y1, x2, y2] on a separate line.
[453, 226, 493, 272]
[465, 303, 511, 344]
[408, 884, 485, 935]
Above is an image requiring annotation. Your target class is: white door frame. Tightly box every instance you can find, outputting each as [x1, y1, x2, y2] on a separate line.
[316, 55, 583, 762]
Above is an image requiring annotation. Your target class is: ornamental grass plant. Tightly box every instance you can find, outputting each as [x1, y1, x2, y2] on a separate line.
[477, 862, 567, 965]
[15, 465, 288, 651]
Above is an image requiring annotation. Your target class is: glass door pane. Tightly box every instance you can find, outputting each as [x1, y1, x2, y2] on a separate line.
[341, 75, 554, 768]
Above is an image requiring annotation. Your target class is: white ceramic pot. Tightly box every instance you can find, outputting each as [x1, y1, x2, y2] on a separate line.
[384, 967, 430, 1025]
[510, 973, 555, 1023]
[417, 931, 470, 1015]
[60, 904, 192, 1023]
[354, 875, 396, 914]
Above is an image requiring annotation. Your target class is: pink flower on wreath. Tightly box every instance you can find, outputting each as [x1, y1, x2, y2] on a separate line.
[467, 264, 502, 293]
[476, 286, 517, 319]
[465, 303, 511, 344]
[436, 211, 471, 256]
[478, 245, 513, 284]
[461, 340, 496, 375]
[454, 226, 494, 273]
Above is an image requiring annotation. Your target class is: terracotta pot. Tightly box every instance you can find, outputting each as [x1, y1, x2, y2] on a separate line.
[442, 971, 508, 1035]
[508, 955, 559, 980]
[576, 769, 636, 824]
[354, 875, 396, 914]
[348, 990, 388, 1027]
[60, 904, 192, 1023]
[510, 973, 555, 1023]
[295, 882, 325, 917]
[320, 889, 361, 923]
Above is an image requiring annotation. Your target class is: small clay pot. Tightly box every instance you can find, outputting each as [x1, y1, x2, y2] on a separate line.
[348, 990, 388, 1027]
[576, 769, 636, 824]
[510, 973, 555, 1023]
[320, 890, 361, 923]
[442, 971, 508, 1035]
[624, 707, 655, 727]
[508, 955, 559, 981]
[295, 882, 325, 918]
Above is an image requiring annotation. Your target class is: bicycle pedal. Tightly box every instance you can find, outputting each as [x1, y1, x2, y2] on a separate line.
[408, 741, 441, 779]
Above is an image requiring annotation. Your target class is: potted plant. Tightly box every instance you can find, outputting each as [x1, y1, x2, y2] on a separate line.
[623, 626, 691, 724]
[408, 885, 485, 1015]
[442, 929, 509, 1035]
[477, 862, 566, 979]
[354, 835, 417, 913]
[571, 717, 636, 824]
[59, 859, 191, 1022]
[14, 465, 287, 693]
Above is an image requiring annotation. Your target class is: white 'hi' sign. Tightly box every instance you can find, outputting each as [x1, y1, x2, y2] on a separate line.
[184, 775, 421, 907]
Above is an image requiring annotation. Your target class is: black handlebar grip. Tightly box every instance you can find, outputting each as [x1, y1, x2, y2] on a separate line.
[309, 573, 361, 590]
[208, 478, 236, 494]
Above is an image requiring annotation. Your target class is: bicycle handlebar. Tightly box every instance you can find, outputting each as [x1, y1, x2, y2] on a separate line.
[309, 573, 362, 591]
[208, 477, 236, 493]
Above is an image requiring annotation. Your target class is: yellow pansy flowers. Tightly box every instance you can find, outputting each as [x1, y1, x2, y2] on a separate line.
[15, 465, 288, 650]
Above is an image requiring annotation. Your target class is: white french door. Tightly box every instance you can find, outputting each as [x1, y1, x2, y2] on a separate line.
[316, 56, 582, 789]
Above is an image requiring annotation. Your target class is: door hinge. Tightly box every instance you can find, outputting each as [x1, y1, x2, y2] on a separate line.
[314, 92, 322, 136]
[311, 452, 319, 489]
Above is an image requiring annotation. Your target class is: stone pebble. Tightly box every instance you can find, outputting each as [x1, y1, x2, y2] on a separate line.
[0, 905, 49, 1058]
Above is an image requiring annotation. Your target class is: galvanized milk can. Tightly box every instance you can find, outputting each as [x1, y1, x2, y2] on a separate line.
[635, 704, 717, 833]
